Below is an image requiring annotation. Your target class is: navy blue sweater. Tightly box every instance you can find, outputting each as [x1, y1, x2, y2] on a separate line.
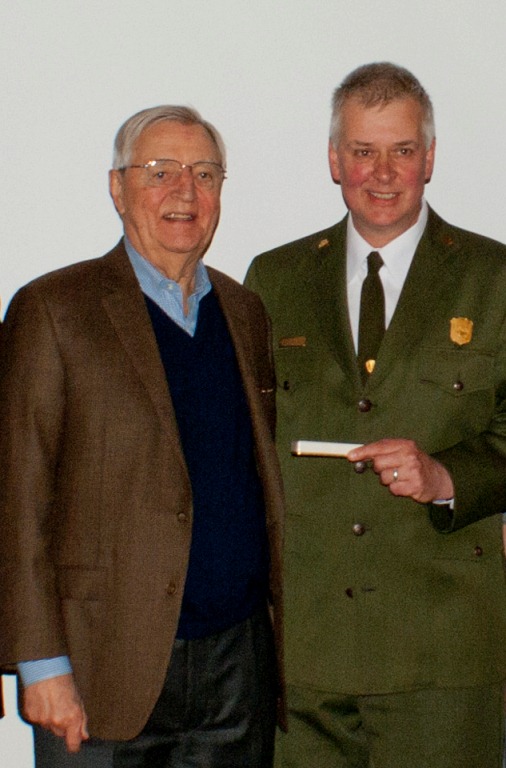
[145, 291, 270, 639]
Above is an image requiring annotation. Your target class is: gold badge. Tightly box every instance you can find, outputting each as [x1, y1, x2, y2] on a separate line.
[450, 317, 473, 346]
[318, 238, 330, 249]
[365, 359, 376, 374]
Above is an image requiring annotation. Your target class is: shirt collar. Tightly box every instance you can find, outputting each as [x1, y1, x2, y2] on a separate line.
[124, 236, 211, 303]
[347, 200, 428, 286]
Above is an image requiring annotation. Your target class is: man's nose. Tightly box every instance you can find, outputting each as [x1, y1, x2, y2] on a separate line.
[373, 153, 395, 182]
[171, 166, 196, 199]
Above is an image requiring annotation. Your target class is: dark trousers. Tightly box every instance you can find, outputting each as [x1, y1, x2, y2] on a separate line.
[34, 606, 277, 768]
[275, 681, 505, 768]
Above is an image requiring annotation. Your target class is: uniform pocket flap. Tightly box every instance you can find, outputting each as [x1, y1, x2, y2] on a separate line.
[419, 350, 493, 394]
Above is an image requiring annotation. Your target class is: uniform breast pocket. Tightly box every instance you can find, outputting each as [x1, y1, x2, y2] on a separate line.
[419, 349, 494, 395]
[274, 346, 317, 395]
[418, 348, 495, 441]
[273, 345, 322, 439]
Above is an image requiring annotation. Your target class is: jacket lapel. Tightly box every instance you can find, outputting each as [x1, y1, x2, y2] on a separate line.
[97, 242, 187, 459]
[209, 267, 257, 393]
[307, 219, 361, 384]
[368, 208, 461, 389]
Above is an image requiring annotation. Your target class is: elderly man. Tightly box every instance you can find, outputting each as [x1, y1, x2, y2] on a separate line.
[0, 105, 284, 768]
[246, 63, 506, 768]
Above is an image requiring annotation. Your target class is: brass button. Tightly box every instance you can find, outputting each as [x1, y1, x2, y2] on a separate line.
[474, 546, 483, 557]
[177, 512, 187, 523]
[352, 523, 366, 536]
[358, 398, 372, 413]
[354, 461, 367, 474]
[345, 587, 354, 598]
[166, 582, 177, 596]
[453, 381, 464, 392]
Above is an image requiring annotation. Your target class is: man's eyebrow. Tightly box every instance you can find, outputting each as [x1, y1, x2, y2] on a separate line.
[348, 139, 419, 147]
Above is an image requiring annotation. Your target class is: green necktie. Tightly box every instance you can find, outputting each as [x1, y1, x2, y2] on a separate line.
[357, 251, 385, 385]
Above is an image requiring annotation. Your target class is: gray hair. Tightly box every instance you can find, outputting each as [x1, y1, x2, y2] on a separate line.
[329, 62, 435, 149]
[112, 105, 227, 169]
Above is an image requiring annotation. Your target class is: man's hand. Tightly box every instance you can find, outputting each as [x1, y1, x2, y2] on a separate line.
[22, 673, 89, 753]
[348, 438, 454, 503]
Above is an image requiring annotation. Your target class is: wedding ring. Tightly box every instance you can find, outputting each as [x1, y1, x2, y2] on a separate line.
[392, 468, 399, 482]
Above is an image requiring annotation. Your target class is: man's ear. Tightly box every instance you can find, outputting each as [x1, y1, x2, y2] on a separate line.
[424, 138, 436, 184]
[328, 141, 341, 185]
[109, 169, 126, 216]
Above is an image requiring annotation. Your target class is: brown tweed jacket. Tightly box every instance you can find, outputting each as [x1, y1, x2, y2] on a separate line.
[0, 241, 284, 739]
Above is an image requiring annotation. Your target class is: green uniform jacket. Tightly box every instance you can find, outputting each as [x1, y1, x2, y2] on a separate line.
[245, 208, 506, 695]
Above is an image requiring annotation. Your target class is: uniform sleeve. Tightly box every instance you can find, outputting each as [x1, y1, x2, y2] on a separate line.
[431, 319, 506, 532]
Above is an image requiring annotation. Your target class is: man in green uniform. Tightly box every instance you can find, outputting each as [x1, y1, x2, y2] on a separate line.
[246, 62, 506, 768]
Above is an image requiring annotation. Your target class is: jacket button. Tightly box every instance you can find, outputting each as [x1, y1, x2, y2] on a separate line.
[474, 546, 483, 557]
[453, 381, 464, 392]
[345, 587, 354, 598]
[166, 582, 177, 595]
[358, 398, 372, 413]
[177, 512, 187, 523]
[354, 461, 367, 474]
[283, 380, 290, 391]
[352, 523, 366, 536]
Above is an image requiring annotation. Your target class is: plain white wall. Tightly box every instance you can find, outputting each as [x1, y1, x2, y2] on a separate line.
[1, 0, 506, 763]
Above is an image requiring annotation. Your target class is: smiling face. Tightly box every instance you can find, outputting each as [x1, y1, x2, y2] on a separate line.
[109, 121, 222, 280]
[328, 97, 435, 247]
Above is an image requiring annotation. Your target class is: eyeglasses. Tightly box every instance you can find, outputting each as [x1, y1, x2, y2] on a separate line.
[119, 158, 226, 191]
